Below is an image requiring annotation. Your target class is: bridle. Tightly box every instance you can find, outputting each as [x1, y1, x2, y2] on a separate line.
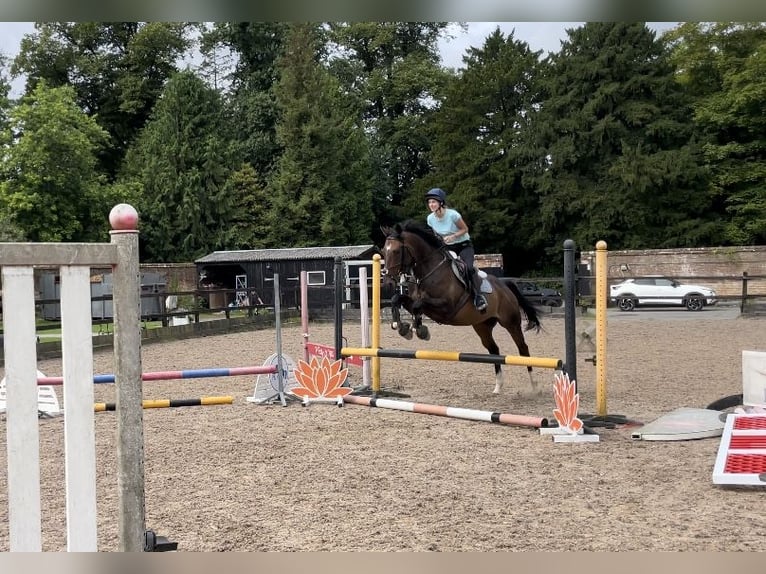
[382, 233, 448, 288]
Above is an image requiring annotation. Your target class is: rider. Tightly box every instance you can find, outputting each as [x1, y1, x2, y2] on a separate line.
[425, 188, 488, 312]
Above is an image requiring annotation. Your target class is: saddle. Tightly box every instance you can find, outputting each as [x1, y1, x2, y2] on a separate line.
[445, 251, 492, 295]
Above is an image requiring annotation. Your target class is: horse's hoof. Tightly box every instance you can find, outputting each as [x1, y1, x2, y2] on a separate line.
[398, 322, 411, 337]
[403, 329, 414, 340]
[416, 325, 430, 340]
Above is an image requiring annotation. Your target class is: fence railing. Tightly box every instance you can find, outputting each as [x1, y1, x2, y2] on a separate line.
[2, 272, 765, 335]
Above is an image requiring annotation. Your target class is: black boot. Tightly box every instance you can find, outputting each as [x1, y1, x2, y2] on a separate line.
[472, 272, 487, 312]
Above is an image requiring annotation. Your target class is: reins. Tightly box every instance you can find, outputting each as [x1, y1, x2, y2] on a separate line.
[387, 233, 448, 288]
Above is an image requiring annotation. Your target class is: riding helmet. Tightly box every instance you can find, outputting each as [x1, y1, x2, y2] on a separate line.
[425, 188, 446, 205]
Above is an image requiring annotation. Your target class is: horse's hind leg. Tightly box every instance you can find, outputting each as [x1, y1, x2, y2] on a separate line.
[502, 321, 537, 392]
[472, 321, 504, 394]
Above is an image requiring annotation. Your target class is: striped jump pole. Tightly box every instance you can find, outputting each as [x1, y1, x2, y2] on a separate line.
[37, 365, 277, 386]
[344, 395, 548, 429]
[95, 396, 233, 412]
[341, 347, 562, 370]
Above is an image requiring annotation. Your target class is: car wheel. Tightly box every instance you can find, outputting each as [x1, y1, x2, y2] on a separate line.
[685, 296, 704, 311]
[618, 296, 636, 311]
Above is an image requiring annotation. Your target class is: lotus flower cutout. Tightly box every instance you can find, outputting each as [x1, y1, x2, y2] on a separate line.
[292, 356, 351, 399]
[552, 372, 583, 434]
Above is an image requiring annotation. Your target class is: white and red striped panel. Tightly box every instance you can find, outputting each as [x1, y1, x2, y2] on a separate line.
[713, 413, 766, 486]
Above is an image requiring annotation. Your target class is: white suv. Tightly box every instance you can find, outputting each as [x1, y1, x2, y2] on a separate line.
[609, 276, 717, 312]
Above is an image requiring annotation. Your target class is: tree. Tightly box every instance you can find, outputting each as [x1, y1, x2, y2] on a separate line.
[13, 22, 192, 179]
[122, 70, 238, 261]
[421, 27, 546, 272]
[200, 23, 287, 181]
[529, 22, 716, 260]
[225, 163, 272, 249]
[266, 23, 374, 247]
[667, 22, 766, 245]
[0, 81, 110, 241]
[0, 53, 10, 127]
[329, 22, 451, 231]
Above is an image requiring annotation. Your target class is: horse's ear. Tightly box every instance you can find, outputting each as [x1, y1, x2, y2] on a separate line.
[380, 225, 392, 237]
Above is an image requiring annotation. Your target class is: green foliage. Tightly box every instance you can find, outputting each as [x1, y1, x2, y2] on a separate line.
[122, 71, 237, 261]
[13, 22, 192, 179]
[419, 27, 546, 266]
[0, 81, 111, 241]
[201, 23, 287, 179]
[225, 163, 272, 249]
[528, 22, 718, 261]
[265, 23, 374, 248]
[329, 22, 451, 230]
[2, 22, 765, 274]
[668, 23, 766, 245]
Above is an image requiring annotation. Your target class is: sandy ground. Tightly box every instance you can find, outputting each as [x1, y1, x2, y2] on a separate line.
[1, 310, 766, 551]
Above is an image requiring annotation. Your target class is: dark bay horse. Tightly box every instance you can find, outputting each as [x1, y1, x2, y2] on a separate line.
[380, 220, 543, 394]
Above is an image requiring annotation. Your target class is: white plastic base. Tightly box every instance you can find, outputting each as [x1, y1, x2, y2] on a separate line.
[0, 369, 61, 416]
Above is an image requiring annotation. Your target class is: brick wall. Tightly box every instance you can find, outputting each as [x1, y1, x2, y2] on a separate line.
[139, 263, 197, 292]
[580, 245, 766, 297]
[475, 253, 503, 274]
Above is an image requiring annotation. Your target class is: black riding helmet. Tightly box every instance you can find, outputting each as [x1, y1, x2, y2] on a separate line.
[425, 188, 446, 205]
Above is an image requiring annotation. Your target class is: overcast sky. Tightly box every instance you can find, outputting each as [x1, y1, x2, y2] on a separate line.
[0, 22, 678, 96]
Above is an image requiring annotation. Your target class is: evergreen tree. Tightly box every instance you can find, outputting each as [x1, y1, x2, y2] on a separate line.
[122, 70, 237, 261]
[529, 22, 715, 259]
[200, 23, 287, 180]
[226, 163, 272, 249]
[421, 27, 546, 272]
[267, 23, 373, 247]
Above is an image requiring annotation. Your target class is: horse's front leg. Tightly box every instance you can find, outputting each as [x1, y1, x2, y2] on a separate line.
[390, 292, 414, 339]
[410, 300, 430, 341]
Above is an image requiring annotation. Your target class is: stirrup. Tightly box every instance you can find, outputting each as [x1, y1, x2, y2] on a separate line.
[474, 294, 488, 311]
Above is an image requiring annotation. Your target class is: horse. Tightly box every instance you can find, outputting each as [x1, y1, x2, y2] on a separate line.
[380, 219, 542, 394]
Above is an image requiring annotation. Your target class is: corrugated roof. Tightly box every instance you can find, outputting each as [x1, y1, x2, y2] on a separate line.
[195, 245, 377, 264]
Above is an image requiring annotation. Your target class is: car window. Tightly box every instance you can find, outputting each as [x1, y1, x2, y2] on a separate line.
[655, 278, 674, 287]
[634, 278, 655, 286]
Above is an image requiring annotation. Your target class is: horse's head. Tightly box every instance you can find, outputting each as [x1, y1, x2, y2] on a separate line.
[380, 220, 445, 281]
[380, 223, 409, 280]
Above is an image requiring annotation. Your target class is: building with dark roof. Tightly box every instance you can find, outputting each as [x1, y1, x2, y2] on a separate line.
[195, 245, 378, 310]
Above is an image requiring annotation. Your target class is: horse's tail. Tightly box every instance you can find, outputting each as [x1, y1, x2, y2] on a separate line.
[503, 280, 542, 333]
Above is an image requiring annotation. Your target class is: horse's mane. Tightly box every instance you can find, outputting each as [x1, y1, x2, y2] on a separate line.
[397, 219, 445, 250]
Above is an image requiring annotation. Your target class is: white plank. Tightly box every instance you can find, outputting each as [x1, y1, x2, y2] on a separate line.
[0, 242, 117, 266]
[2, 266, 42, 551]
[60, 266, 99, 551]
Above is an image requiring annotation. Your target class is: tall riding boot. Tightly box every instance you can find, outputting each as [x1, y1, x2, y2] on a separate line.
[472, 270, 487, 312]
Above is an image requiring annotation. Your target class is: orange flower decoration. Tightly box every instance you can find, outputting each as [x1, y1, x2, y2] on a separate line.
[552, 372, 583, 433]
[292, 356, 351, 400]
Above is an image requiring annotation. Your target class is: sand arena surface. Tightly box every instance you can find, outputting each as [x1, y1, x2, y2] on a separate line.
[1, 313, 766, 551]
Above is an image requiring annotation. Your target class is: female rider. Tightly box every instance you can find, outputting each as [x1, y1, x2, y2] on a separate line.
[425, 188, 487, 312]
